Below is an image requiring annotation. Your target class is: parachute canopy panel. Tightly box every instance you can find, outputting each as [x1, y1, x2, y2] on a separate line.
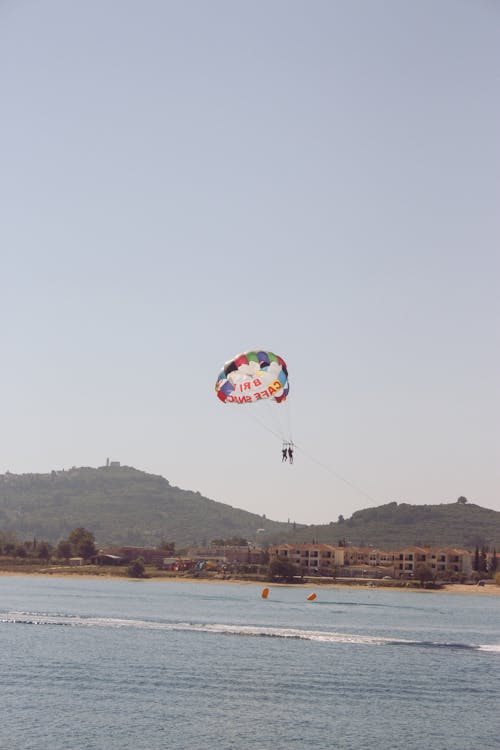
[215, 350, 289, 405]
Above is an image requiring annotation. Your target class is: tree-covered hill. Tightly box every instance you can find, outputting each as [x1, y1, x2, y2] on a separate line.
[270, 500, 500, 549]
[1, 467, 498, 551]
[0, 465, 294, 548]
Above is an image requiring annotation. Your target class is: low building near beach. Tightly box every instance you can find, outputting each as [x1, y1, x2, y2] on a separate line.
[269, 543, 345, 575]
[268, 543, 473, 579]
[394, 547, 472, 577]
[95, 547, 166, 565]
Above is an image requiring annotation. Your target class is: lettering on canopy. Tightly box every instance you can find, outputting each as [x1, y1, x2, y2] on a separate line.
[225, 379, 283, 403]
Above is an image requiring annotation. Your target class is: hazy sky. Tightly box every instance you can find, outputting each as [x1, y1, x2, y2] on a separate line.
[1, 1, 499, 524]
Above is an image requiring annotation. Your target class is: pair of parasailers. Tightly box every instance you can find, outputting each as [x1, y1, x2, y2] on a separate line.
[281, 443, 294, 464]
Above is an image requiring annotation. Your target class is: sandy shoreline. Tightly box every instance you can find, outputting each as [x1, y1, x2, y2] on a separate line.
[1, 570, 499, 595]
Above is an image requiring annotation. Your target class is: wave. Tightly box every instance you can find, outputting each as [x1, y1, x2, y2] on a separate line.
[1, 611, 498, 653]
[478, 644, 500, 653]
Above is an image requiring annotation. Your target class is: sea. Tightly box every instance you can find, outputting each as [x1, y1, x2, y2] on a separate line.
[1, 576, 499, 750]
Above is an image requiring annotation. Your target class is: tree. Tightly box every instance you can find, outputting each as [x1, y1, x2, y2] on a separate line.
[37, 541, 52, 561]
[55, 540, 72, 561]
[473, 546, 480, 572]
[79, 537, 97, 560]
[259, 549, 270, 565]
[457, 496, 468, 504]
[211, 537, 248, 548]
[479, 547, 488, 575]
[414, 564, 435, 587]
[490, 549, 498, 575]
[3, 541, 16, 556]
[67, 527, 97, 560]
[268, 557, 297, 582]
[127, 557, 146, 578]
[158, 540, 175, 553]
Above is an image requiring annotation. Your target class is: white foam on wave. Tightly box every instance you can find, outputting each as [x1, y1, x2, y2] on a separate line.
[197, 622, 399, 645]
[478, 644, 500, 653]
[0, 611, 414, 645]
[2, 611, 499, 653]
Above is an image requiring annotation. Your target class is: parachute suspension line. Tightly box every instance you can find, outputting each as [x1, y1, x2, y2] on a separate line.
[263, 397, 293, 446]
[291, 442, 379, 505]
[258, 378, 293, 448]
[279, 392, 294, 464]
[240, 407, 286, 443]
[261, 400, 287, 443]
[260, 396, 294, 465]
[285, 394, 293, 446]
[238, 408, 293, 465]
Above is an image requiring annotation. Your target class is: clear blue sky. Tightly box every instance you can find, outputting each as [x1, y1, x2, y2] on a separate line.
[1, 1, 498, 524]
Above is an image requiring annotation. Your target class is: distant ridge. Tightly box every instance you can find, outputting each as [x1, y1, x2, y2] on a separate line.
[278, 500, 500, 550]
[0, 466, 498, 549]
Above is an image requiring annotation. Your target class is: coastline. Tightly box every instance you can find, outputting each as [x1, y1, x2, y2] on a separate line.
[1, 570, 499, 595]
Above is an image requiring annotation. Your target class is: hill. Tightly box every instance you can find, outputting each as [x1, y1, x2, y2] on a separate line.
[0, 466, 498, 551]
[0, 465, 294, 548]
[272, 501, 500, 549]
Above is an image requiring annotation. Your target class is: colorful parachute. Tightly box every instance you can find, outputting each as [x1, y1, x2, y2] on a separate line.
[215, 350, 289, 405]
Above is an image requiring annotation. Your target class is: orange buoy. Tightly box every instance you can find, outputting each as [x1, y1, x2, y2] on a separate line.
[261, 587, 270, 599]
[307, 593, 317, 601]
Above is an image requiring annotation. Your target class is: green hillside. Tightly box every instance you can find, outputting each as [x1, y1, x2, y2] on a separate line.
[0, 465, 293, 548]
[1, 466, 498, 551]
[271, 501, 500, 549]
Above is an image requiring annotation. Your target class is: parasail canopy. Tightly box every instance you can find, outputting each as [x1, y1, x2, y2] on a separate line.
[215, 350, 289, 405]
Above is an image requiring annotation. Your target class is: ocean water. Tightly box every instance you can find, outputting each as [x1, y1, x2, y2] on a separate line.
[0, 577, 499, 750]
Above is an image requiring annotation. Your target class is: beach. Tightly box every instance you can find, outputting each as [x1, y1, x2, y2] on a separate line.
[1, 569, 499, 594]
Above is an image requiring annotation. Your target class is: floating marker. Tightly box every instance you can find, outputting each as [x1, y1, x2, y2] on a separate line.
[261, 587, 269, 599]
[307, 593, 317, 601]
